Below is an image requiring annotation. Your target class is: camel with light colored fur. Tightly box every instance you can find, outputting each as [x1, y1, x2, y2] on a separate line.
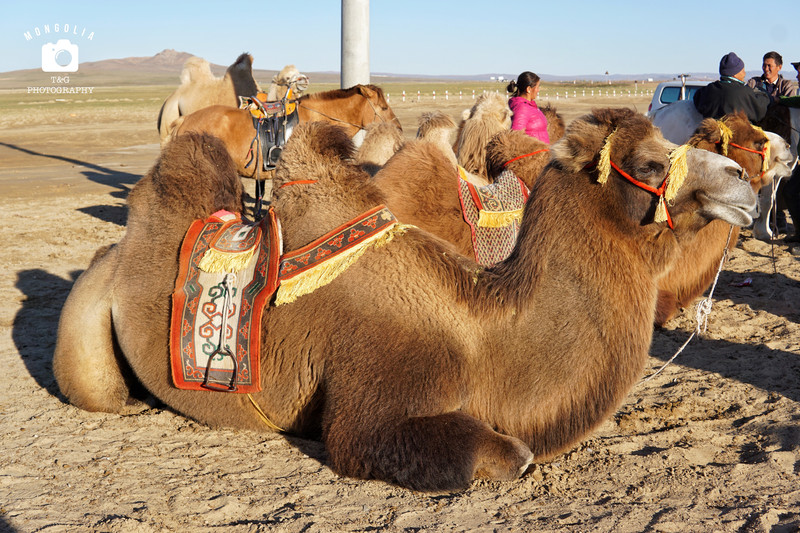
[157, 53, 260, 145]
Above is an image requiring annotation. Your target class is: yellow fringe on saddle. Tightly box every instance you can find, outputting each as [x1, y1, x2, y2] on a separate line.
[198, 246, 257, 274]
[477, 209, 524, 228]
[275, 223, 412, 306]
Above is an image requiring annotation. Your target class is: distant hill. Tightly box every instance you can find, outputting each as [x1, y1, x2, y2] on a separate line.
[0, 48, 745, 89]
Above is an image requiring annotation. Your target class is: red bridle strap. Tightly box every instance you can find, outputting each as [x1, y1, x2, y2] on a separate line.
[721, 141, 768, 178]
[609, 160, 674, 229]
[279, 179, 318, 189]
[503, 148, 550, 167]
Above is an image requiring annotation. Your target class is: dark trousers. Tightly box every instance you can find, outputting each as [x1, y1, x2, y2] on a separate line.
[784, 167, 800, 235]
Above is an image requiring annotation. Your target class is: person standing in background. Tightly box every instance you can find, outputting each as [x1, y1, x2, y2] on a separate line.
[507, 71, 549, 143]
[747, 51, 797, 102]
[694, 52, 769, 123]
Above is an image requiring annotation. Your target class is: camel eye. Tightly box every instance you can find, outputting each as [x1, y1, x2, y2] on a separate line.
[754, 140, 767, 152]
[638, 163, 664, 178]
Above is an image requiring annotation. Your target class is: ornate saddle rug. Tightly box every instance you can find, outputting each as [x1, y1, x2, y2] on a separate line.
[170, 209, 281, 392]
[275, 205, 406, 305]
[170, 204, 408, 393]
[457, 167, 530, 266]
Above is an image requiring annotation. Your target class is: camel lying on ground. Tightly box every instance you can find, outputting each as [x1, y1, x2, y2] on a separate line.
[157, 53, 259, 145]
[655, 112, 791, 325]
[53, 110, 754, 491]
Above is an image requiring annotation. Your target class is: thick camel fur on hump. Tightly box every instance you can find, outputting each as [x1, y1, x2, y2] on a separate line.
[157, 53, 259, 145]
[54, 112, 756, 491]
[355, 122, 405, 176]
[454, 92, 511, 179]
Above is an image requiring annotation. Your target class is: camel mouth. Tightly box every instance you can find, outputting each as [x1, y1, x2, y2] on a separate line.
[696, 190, 756, 227]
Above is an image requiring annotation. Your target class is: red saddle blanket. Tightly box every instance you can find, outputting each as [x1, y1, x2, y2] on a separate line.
[170, 209, 280, 392]
[170, 204, 404, 393]
[457, 168, 530, 266]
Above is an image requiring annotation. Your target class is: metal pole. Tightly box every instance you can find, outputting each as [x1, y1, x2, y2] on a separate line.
[341, 0, 370, 89]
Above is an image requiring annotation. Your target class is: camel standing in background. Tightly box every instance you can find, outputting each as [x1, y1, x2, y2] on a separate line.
[157, 53, 260, 145]
[53, 109, 755, 491]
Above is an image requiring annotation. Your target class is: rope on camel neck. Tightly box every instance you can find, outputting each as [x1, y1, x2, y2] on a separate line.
[640, 225, 734, 383]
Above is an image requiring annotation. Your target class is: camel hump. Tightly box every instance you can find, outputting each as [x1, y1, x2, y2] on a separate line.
[180, 56, 213, 85]
[228, 53, 253, 74]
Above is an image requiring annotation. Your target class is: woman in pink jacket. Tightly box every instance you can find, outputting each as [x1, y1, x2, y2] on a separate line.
[507, 71, 549, 143]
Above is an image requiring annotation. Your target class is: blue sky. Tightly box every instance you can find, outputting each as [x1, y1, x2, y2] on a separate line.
[3, 1, 800, 78]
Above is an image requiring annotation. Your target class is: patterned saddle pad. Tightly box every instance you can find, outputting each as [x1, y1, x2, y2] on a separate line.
[458, 167, 530, 266]
[170, 209, 281, 392]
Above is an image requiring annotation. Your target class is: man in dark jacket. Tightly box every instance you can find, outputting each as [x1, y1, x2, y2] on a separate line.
[694, 52, 770, 123]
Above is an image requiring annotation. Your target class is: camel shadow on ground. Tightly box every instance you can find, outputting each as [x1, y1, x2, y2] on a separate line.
[0, 142, 141, 225]
[13, 268, 79, 397]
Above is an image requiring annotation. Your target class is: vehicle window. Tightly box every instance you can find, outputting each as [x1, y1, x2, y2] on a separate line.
[660, 86, 703, 104]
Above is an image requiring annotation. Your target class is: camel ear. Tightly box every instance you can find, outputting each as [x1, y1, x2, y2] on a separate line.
[550, 115, 610, 172]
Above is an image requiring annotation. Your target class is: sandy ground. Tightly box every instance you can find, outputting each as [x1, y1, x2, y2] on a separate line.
[1, 93, 800, 533]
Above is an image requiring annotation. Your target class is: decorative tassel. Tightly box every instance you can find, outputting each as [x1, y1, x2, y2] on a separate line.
[597, 129, 617, 184]
[275, 224, 411, 306]
[654, 196, 669, 224]
[665, 144, 690, 203]
[198, 246, 257, 274]
[477, 208, 524, 228]
[717, 120, 733, 156]
[752, 125, 770, 174]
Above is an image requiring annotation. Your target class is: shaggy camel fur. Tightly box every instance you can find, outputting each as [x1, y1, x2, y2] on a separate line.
[454, 93, 564, 180]
[373, 128, 551, 261]
[171, 85, 401, 181]
[354, 122, 405, 176]
[53, 112, 755, 491]
[654, 112, 777, 325]
[157, 53, 259, 145]
[454, 92, 512, 179]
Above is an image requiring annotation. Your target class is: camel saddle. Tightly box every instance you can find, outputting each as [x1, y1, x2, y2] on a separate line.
[170, 205, 405, 392]
[458, 167, 530, 266]
[240, 91, 299, 171]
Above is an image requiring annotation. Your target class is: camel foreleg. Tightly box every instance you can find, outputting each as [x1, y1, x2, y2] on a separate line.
[53, 246, 132, 413]
[325, 411, 533, 492]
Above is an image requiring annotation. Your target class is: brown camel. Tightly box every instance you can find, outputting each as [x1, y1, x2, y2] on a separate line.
[157, 53, 259, 145]
[53, 110, 755, 492]
[171, 84, 401, 180]
[373, 128, 550, 261]
[654, 112, 781, 325]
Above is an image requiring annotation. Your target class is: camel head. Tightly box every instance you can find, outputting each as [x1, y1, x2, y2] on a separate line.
[272, 122, 386, 250]
[540, 103, 565, 142]
[268, 65, 310, 101]
[550, 108, 756, 234]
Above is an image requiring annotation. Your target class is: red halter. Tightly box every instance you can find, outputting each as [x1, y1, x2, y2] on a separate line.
[503, 148, 550, 167]
[608, 160, 675, 229]
[718, 141, 768, 179]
